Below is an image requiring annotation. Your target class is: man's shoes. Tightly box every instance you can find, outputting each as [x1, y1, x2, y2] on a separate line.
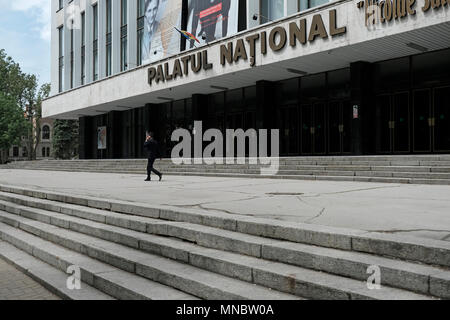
[145, 178, 151, 182]
[159, 174, 163, 182]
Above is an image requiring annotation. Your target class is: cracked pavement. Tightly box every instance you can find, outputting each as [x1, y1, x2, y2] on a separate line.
[0, 169, 449, 242]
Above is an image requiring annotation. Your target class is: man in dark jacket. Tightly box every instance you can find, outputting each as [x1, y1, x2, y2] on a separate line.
[144, 131, 163, 182]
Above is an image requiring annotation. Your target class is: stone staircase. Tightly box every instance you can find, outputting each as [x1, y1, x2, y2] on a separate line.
[3, 155, 450, 185]
[0, 184, 448, 300]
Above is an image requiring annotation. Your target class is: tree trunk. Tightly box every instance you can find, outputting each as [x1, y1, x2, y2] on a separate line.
[0, 149, 8, 165]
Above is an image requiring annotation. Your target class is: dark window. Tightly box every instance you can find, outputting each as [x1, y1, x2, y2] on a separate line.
[412, 49, 450, 87]
[42, 125, 50, 140]
[13, 147, 19, 157]
[137, 0, 145, 66]
[106, 0, 112, 76]
[93, 4, 99, 81]
[81, 11, 86, 85]
[42, 147, 46, 158]
[121, 0, 128, 71]
[58, 26, 64, 92]
[70, 20, 74, 89]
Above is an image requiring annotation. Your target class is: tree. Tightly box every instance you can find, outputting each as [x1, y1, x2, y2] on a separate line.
[24, 82, 51, 160]
[0, 93, 28, 164]
[52, 119, 79, 159]
[0, 49, 26, 103]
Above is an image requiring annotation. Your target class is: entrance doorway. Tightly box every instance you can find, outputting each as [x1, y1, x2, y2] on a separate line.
[300, 103, 326, 155]
[328, 101, 352, 154]
[375, 92, 410, 154]
[413, 87, 450, 153]
[280, 105, 299, 155]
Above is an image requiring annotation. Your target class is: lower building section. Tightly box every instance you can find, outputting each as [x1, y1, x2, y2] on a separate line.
[79, 48, 450, 159]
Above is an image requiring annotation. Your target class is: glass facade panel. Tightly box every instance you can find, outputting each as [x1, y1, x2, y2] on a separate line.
[58, 26, 64, 93]
[261, 0, 284, 23]
[93, 4, 99, 81]
[121, 0, 128, 71]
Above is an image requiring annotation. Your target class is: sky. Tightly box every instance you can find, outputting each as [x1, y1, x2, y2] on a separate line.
[0, 0, 51, 88]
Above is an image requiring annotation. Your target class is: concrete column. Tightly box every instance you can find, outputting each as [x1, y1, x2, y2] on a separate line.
[79, 116, 93, 159]
[73, 1, 82, 88]
[350, 61, 372, 155]
[63, 6, 72, 91]
[98, 0, 106, 79]
[85, 1, 93, 84]
[50, 0, 60, 96]
[128, 0, 137, 70]
[112, 0, 120, 74]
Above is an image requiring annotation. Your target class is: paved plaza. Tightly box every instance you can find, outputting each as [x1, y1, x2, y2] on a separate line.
[0, 250, 60, 300]
[0, 169, 449, 242]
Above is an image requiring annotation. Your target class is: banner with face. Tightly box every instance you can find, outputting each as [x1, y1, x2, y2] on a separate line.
[187, 0, 238, 49]
[143, 0, 183, 64]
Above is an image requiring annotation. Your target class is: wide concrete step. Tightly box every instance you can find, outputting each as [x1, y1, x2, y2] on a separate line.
[0, 210, 437, 300]
[0, 224, 197, 300]
[1, 184, 449, 269]
[4, 166, 450, 185]
[0, 240, 114, 300]
[0, 213, 299, 300]
[0, 196, 447, 299]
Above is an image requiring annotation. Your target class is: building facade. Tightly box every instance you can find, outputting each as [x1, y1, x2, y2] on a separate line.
[8, 119, 55, 161]
[44, 0, 450, 159]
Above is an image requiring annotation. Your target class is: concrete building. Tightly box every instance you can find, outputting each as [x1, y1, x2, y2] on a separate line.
[43, 0, 450, 159]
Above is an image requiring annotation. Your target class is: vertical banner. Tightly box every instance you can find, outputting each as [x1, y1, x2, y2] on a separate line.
[98, 127, 107, 150]
[187, 0, 238, 49]
[143, 0, 183, 64]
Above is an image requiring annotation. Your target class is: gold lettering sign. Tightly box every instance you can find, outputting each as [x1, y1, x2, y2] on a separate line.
[148, 9, 347, 86]
[358, 0, 448, 26]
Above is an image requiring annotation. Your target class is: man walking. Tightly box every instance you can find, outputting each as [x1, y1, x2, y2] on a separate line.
[144, 131, 163, 182]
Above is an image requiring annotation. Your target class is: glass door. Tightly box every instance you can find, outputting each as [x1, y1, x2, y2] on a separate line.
[433, 87, 450, 152]
[392, 92, 410, 153]
[313, 103, 326, 154]
[280, 105, 299, 155]
[375, 94, 392, 153]
[328, 101, 352, 154]
[328, 102, 341, 154]
[413, 89, 432, 152]
[300, 104, 313, 154]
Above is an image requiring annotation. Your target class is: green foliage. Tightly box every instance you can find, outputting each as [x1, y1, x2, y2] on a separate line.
[0, 49, 27, 104]
[0, 49, 51, 161]
[0, 93, 28, 163]
[52, 119, 79, 159]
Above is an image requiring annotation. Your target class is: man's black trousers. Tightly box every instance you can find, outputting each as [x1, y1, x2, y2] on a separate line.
[147, 158, 161, 178]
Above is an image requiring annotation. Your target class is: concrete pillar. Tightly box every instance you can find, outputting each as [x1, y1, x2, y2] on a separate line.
[112, 0, 120, 74]
[85, 2, 93, 84]
[350, 61, 372, 155]
[50, 0, 60, 96]
[73, 2, 82, 88]
[99, 0, 106, 79]
[79, 116, 93, 159]
[63, 6, 72, 91]
[128, 0, 137, 70]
